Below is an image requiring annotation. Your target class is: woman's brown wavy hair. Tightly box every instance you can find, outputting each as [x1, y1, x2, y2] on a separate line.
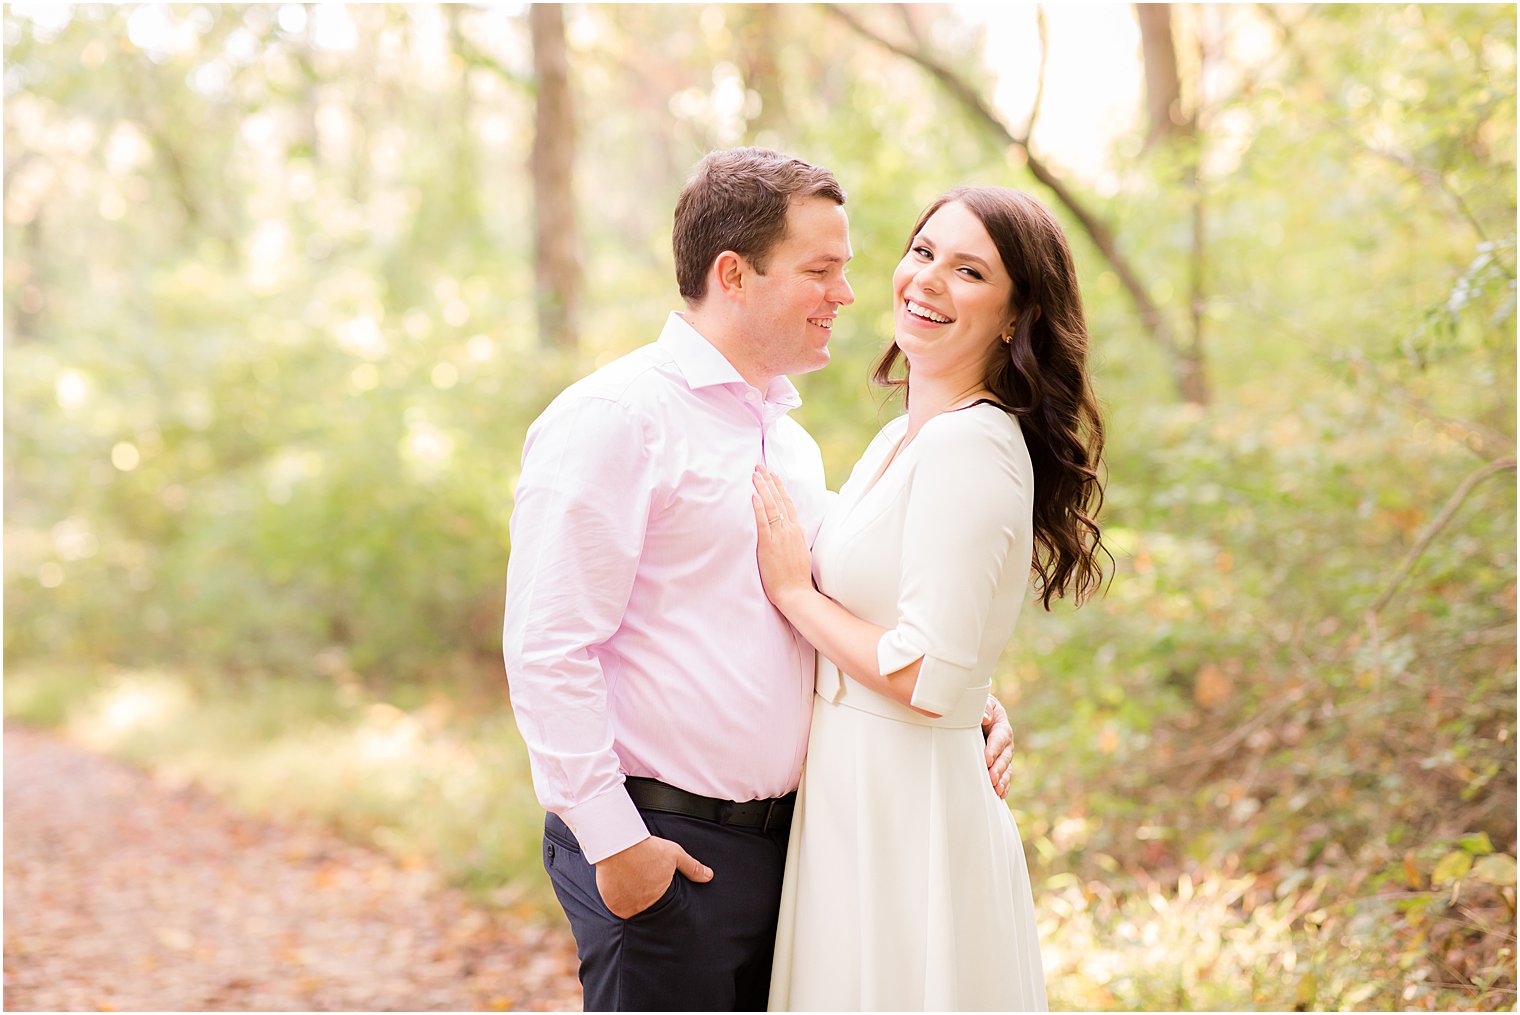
[873, 186, 1108, 609]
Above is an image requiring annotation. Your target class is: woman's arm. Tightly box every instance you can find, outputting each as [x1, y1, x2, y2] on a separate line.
[752, 429, 1024, 797]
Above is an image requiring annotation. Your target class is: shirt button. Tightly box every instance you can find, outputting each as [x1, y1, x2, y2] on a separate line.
[745, 391, 758, 401]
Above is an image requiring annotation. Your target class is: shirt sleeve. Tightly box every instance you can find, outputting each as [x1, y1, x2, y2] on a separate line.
[875, 418, 1029, 715]
[503, 394, 656, 863]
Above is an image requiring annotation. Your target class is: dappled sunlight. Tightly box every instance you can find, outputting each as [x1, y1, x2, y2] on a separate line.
[3, 2, 1512, 1008]
[400, 412, 457, 480]
[53, 368, 90, 410]
[335, 315, 387, 360]
[353, 701, 423, 763]
[1039, 861, 1515, 1011]
[1040, 872, 1300, 1010]
[69, 670, 194, 749]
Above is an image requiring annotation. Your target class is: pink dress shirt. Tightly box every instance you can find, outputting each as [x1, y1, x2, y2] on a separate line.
[503, 312, 828, 863]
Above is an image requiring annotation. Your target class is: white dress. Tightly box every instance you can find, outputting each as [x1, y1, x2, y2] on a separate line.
[768, 403, 1048, 1012]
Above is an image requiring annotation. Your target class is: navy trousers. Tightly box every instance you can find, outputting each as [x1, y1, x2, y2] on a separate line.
[542, 808, 791, 1011]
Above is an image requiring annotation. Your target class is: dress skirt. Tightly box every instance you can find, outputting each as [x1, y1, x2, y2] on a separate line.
[767, 689, 1048, 1012]
[770, 405, 1048, 1011]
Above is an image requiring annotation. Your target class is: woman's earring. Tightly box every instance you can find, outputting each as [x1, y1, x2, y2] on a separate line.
[1001, 331, 1013, 345]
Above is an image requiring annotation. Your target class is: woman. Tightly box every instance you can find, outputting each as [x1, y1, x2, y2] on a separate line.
[752, 186, 1106, 1011]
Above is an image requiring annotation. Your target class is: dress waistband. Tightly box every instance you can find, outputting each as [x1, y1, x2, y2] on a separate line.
[815, 657, 988, 729]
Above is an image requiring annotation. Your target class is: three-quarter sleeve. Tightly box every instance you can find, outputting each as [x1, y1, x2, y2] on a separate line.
[875, 416, 1029, 715]
[503, 394, 657, 862]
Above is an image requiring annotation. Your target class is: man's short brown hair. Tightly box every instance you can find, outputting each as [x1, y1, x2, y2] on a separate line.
[672, 148, 846, 304]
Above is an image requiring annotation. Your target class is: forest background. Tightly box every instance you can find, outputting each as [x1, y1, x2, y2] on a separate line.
[4, 3, 1516, 1010]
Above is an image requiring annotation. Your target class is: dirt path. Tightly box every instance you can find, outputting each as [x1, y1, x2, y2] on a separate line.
[3, 724, 582, 1011]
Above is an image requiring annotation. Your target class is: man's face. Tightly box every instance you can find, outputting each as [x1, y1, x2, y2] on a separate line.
[740, 197, 855, 380]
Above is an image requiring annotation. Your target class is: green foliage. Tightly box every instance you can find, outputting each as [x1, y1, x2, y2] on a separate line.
[4, 4, 1514, 1010]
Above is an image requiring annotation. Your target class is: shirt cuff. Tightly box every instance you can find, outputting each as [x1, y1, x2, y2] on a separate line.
[878, 629, 976, 716]
[559, 786, 650, 864]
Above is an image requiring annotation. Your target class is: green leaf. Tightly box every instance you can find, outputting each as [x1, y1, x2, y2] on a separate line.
[1342, 983, 1378, 1006]
[1460, 831, 1496, 855]
[1295, 972, 1318, 1007]
[1471, 854, 1518, 887]
[1432, 849, 1474, 885]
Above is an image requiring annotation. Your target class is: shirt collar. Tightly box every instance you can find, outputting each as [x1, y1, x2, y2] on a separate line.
[658, 312, 803, 411]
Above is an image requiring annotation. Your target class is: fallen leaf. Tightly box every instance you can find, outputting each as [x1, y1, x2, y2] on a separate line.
[1403, 852, 1422, 889]
[1432, 849, 1473, 886]
[154, 928, 193, 952]
[1193, 663, 1233, 709]
[1472, 853, 1517, 887]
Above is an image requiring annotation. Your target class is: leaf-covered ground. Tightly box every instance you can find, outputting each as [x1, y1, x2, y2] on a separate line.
[2, 724, 582, 1012]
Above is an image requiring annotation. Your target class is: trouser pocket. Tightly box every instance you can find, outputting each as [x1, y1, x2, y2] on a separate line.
[543, 814, 682, 922]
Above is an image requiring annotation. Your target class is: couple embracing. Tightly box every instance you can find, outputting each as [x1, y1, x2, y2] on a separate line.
[503, 148, 1106, 1012]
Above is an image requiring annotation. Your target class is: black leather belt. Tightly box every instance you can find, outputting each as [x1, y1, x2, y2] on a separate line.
[625, 777, 795, 833]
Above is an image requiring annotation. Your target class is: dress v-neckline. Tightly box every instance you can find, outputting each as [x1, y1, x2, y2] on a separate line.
[854, 398, 1010, 504]
[855, 422, 912, 502]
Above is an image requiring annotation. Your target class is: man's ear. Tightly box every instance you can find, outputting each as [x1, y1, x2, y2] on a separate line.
[711, 250, 748, 301]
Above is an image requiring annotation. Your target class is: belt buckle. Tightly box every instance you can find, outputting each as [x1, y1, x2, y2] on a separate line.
[762, 798, 778, 832]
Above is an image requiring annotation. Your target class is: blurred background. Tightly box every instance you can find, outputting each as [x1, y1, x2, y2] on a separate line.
[3, 3, 1515, 1010]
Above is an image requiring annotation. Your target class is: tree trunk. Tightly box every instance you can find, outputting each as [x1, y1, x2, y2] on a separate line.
[9, 215, 43, 343]
[737, 4, 786, 143]
[445, 6, 480, 224]
[1180, 10, 1209, 404]
[1137, 4, 1185, 147]
[529, 4, 580, 351]
[1141, 3, 1210, 403]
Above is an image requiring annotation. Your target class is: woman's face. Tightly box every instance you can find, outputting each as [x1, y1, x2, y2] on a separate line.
[891, 201, 1015, 378]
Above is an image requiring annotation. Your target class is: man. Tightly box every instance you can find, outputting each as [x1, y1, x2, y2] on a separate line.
[503, 148, 1014, 1011]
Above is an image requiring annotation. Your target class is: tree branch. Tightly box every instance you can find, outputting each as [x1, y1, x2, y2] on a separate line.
[825, 3, 1190, 377]
[826, 4, 1024, 146]
[453, 33, 532, 90]
[1361, 361, 1513, 462]
[113, 53, 216, 245]
[1361, 143, 1494, 248]
[1026, 6, 1049, 139]
[1368, 456, 1518, 617]
[1257, 2, 1495, 248]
